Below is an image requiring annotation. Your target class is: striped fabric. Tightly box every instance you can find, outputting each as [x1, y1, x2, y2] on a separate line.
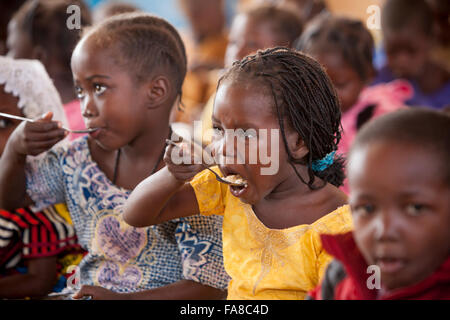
[0, 205, 80, 271]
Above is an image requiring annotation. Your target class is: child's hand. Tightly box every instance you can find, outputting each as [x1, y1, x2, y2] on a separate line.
[8, 112, 67, 157]
[72, 285, 122, 300]
[164, 140, 205, 182]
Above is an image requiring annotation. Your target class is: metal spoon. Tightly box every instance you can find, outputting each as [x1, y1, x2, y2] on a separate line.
[0, 112, 98, 133]
[165, 139, 247, 187]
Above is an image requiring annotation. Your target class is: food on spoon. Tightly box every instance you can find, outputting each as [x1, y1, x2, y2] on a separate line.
[224, 174, 247, 186]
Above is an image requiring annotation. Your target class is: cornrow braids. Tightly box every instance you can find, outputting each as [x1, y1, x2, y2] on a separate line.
[82, 12, 187, 99]
[219, 47, 345, 189]
[295, 14, 374, 82]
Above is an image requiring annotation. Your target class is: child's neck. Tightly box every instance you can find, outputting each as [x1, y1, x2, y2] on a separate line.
[252, 166, 347, 229]
[89, 123, 171, 190]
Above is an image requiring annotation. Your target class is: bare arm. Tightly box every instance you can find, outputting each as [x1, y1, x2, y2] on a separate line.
[123, 142, 204, 227]
[73, 280, 227, 300]
[124, 166, 200, 227]
[0, 143, 28, 210]
[0, 112, 66, 210]
[0, 256, 57, 299]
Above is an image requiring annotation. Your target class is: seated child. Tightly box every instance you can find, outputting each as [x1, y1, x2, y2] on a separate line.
[7, 0, 92, 139]
[92, 1, 140, 25]
[373, 0, 450, 110]
[308, 108, 450, 299]
[124, 47, 353, 300]
[0, 56, 83, 299]
[0, 13, 229, 300]
[173, 0, 229, 124]
[296, 13, 412, 157]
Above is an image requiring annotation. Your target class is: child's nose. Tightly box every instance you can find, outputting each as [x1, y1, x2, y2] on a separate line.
[81, 96, 98, 118]
[373, 210, 400, 242]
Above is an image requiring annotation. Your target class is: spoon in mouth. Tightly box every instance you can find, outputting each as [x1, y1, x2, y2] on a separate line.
[0, 112, 98, 133]
[165, 139, 247, 187]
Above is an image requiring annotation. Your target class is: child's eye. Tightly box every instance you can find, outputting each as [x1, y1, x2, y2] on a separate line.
[405, 203, 425, 217]
[352, 203, 375, 217]
[94, 84, 107, 95]
[75, 86, 85, 99]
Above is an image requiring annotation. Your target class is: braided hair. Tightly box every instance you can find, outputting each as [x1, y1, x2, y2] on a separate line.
[295, 14, 374, 82]
[219, 47, 345, 188]
[81, 12, 187, 100]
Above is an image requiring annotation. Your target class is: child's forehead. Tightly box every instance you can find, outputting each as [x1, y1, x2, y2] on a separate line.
[214, 80, 275, 118]
[383, 23, 429, 44]
[349, 140, 448, 189]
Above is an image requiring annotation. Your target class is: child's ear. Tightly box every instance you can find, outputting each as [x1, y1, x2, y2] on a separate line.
[287, 131, 309, 160]
[147, 75, 172, 108]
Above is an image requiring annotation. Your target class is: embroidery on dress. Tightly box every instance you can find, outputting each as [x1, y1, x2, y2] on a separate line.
[243, 205, 311, 295]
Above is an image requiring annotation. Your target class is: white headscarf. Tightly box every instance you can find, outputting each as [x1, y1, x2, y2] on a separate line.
[0, 55, 68, 127]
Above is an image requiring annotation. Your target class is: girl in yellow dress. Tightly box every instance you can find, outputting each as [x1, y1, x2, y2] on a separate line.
[124, 47, 353, 300]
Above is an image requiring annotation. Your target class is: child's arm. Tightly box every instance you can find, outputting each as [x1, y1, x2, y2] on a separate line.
[73, 280, 226, 300]
[0, 112, 66, 210]
[124, 142, 204, 227]
[0, 256, 57, 299]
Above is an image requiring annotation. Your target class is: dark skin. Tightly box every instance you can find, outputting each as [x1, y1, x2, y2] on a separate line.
[7, 18, 76, 104]
[225, 13, 292, 68]
[349, 141, 450, 291]
[0, 89, 58, 299]
[0, 87, 22, 157]
[0, 256, 57, 299]
[383, 25, 450, 94]
[0, 35, 225, 300]
[124, 80, 347, 232]
[313, 52, 369, 113]
[179, 0, 225, 44]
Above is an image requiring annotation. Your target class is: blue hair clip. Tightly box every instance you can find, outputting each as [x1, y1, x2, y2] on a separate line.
[311, 151, 336, 172]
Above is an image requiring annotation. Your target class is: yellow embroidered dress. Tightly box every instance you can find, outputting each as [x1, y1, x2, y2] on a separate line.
[190, 167, 353, 300]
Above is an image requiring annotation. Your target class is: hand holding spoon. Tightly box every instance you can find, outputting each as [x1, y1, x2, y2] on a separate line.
[0, 112, 98, 134]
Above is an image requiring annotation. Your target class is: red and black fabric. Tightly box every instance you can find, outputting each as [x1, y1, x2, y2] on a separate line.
[0, 206, 80, 272]
[308, 232, 450, 300]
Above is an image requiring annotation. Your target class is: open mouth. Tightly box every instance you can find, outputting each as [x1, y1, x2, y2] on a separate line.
[375, 257, 406, 274]
[224, 174, 249, 197]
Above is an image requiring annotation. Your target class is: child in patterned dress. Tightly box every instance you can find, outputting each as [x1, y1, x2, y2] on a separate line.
[0, 13, 229, 300]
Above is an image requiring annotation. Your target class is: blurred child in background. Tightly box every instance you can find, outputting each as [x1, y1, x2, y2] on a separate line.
[92, 1, 140, 25]
[296, 14, 412, 161]
[374, 0, 450, 110]
[173, 0, 228, 124]
[7, 0, 92, 139]
[0, 56, 83, 299]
